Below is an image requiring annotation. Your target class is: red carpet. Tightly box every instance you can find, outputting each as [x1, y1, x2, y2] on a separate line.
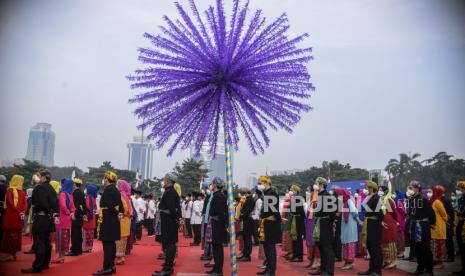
[1, 233, 409, 275]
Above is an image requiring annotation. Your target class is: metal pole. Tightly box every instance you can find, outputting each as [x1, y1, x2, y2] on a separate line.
[223, 114, 237, 276]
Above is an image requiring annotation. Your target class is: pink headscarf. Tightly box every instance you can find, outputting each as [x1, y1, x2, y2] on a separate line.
[117, 179, 133, 216]
[335, 188, 352, 223]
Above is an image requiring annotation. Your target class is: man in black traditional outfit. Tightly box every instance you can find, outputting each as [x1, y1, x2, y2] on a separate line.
[152, 173, 182, 276]
[93, 171, 124, 276]
[21, 169, 59, 274]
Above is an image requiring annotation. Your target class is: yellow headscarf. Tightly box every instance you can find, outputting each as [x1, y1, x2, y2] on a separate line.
[258, 175, 271, 184]
[6, 175, 24, 208]
[174, 183, 182, 197]
[50, 180, 61, 194]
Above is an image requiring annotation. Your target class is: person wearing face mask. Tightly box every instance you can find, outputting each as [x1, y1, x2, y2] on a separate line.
[288, 184, 305, 262]
[204, 177, 228, 276]
[355, 189, 367, 259]
[235, 189, 247, 256]
[404, 187, 416, 262]
[405, 181, 435, 276]
[21, 169, 59, 274]
[257, 176, 281, 276]
[305, 184, 320, 270]
[429, 185, 448, 270]
[357, 181, 384, 276]
[453, 181, 465, 275]
[93, 171, 124, 276]
[281, 189, 293, 259]
[252, 190, 263, 246]
[440, 189, 455, 263]
[426, 188, 433, 201]
[200, 182, 213, 262]
[237, 188, 255, 262]
[310, 177, 336, 276]
[378, 186, 398, 270]
[394, 190, 407, 259]
[152, 173, 182, 276]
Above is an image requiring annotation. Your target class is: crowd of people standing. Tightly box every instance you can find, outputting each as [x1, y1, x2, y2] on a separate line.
[0, 170, 464, 276]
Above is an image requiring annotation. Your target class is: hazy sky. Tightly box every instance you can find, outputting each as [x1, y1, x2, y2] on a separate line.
[1, 0, 464, 184]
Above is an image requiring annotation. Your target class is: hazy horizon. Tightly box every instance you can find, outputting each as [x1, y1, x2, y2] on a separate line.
[1, 0, 464, 184]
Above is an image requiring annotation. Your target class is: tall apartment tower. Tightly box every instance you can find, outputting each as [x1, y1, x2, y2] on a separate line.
[25, 123, 55, 166]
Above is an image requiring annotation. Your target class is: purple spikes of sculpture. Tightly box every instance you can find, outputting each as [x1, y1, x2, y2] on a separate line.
[127, 0, 314, 158]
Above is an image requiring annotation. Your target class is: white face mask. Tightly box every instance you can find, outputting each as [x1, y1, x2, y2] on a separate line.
[362, 189, 368, 195]
[206, 190, 211, 195]
[101, 179, 105, 186]
[354, 193, 359, 198]
[456, 190, 463, 195]
[160, 188, 165, 193]
[313, 184, 319, 191]
[328, 190, 334, 195]
[257, 184, 265, 191]
[406, 190, 414, 197]
[426, 192, 433, 199]
[451, 196, 456, 201]
[238, 193, 242, 197]
[288, 191, 294, 196]
[378, 191, 385, 197]
[305, 191, 311, 199]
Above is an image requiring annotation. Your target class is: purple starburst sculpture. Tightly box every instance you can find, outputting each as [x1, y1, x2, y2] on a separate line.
[128, 0, 314, 157]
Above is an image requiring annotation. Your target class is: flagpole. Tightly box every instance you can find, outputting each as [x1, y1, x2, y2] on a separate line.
[223, 113, 237, 276]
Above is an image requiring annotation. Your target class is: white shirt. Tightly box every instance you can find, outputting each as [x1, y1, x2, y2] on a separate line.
[252, 198, 262, 220]
[147, 200, 156, 219]
[96, 194, 102, 214]
[190, 200, 204, 225]
[181, 201, 187, 218]
[185, 201, 193, 219]
[135, 197, 146, 222]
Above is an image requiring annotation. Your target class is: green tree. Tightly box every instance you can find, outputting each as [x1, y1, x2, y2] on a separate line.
[385, 153, 422, 190]
[0, 159, 44, 189]
[173, 158, 208, 195]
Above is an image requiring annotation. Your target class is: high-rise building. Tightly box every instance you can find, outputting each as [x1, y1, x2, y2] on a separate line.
[25, 123, 55, 166]
[245, 172, 259, 190]
[127, 136, 155, 180]
[190, 135, 232, 183]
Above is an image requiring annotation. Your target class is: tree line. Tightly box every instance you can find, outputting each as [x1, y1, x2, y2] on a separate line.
[0, 151, 463, 195]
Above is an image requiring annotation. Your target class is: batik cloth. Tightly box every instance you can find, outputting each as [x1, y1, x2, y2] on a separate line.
[55, 228, 71, 254]
[1, 229, 22, 253]
[342, 242, 355, 262]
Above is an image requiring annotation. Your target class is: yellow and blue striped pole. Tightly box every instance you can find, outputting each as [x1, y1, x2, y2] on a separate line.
[224, 120, 237, 276]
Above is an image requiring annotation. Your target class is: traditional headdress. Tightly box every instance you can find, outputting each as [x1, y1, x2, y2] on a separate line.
[104, 171, 118, 183]
[258, 175, 271, 185]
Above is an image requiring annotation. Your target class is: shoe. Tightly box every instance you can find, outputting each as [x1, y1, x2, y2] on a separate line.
[407, 271, 423, 275]
[50, 259, 64, 264]
[152, 268, 173, 276]
[92, 269, 113, 275]
[157, 255, 166, 260]
[369, 273, 381, 276]
[112, 266, 116, 273]
[21, 268, 42, 274]
[65, 252, 79, 256]
[433, 263, 444, 269]
[309, 264, 320, 270]
[305, 263, 312, 268]
[257, 264, 267, 269]
[358, 271, 372, 275]
[204, 263, 214, 268]
[190, 242, 200, 246]
[200, 256, 212, 261]
[340, 264, 354, 270]
[309, 270, 322, 275]
[264, 273, 275, 276]
[237, 256, 251, 262]
[335, 257, 342, 262]
[289, 257, 303, 262]
[385, 263, 396, 270]
[256, 271, 267, 275]
[205, 271, 223, 276]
